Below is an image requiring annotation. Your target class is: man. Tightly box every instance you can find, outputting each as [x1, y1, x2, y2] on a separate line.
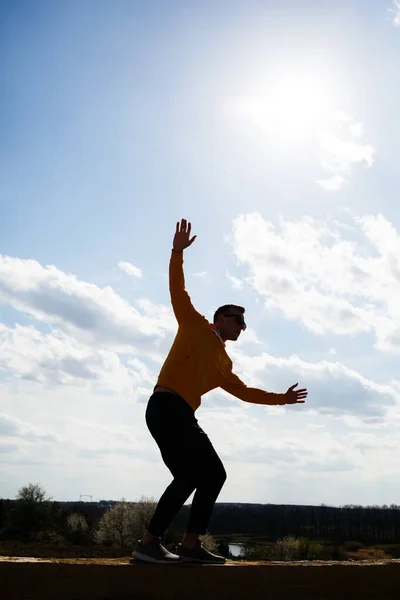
[133, 219, 307, 564]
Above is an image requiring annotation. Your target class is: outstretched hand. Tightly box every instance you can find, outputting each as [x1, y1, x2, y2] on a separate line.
[173, 219, 197, 252]
[284, 383, 307, 404]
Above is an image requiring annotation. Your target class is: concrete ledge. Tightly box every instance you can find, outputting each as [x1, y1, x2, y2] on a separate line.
[1, 556, 400, 600]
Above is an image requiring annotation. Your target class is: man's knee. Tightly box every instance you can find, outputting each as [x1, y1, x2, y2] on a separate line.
[217, 463, 227, 487]
[201, 458, 227, 489]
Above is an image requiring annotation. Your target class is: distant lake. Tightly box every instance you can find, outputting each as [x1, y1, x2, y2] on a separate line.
[228, 543, 243, 557]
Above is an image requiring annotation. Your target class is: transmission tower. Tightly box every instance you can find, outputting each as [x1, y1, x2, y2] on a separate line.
[79, 494, 93, 502]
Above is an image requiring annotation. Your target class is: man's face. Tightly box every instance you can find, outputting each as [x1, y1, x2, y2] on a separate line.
[217, 310, 246, 342]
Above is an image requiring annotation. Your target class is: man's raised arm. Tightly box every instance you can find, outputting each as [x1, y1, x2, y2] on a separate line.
[169, 218, 199, 325]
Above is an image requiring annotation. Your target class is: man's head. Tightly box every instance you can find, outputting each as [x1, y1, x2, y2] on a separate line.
[213, 304, 246, 342]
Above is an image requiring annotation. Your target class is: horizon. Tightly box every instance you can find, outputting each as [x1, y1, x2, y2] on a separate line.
[3, 494, 399, 510]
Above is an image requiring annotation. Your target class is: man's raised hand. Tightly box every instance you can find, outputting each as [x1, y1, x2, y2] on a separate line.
[173, 219, 197, 252]
[284, 383, 308, 405]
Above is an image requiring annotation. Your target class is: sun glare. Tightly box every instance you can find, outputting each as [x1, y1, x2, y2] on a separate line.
[231, 71, 336, 145]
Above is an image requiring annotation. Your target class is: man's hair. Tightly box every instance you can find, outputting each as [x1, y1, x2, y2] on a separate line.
[213, 304, 245, 324]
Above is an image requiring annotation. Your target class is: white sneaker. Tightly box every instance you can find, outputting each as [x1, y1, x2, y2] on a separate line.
[177, 540, 226, 564]
[132, 539, 181, 564]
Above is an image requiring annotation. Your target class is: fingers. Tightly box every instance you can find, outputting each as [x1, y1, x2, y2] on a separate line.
[178, 219, 194, 238]
[178, 219, 189, 233]
[285, 384, 308, 404]
[289, 384, 307, 396]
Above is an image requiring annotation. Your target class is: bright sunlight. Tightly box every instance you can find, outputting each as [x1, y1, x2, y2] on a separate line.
[227, 70, 337, 146]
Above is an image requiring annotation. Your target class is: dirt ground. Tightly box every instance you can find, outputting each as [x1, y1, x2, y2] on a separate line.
[0, 540, 130, 558]
[0, 540, 392, 560]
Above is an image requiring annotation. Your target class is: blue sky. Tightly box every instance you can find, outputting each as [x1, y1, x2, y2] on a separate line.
[1, 0, 400, 505]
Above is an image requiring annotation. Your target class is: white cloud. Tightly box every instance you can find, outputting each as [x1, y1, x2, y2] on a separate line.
[2, 345, 400, 503]
[233, 327, 263, 349]
[0, 378, 162, 500]
[193, 270, 207, 278]
[1, 247, 400, 504]
[316, 174, 346, 192]
[226, 347, 397, 419]
[316, 112, 374, 191]
[200, 375, 400, 504]
[118, 261, 142, 278]
[0, 255, 174, 354]
[393, 1, 400, 26]
[226, 273, 244, 290]
[0, 322, 156, 393]
[222, 96, 373, 191]
[0, 414, 57, 443]
[230, 212, 400, 352]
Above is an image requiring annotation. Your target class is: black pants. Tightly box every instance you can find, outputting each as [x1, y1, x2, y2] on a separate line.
[145, 392, 227, 536]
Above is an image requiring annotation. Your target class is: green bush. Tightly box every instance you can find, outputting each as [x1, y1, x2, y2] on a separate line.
[342, 541, 364, 552]
[240, 544, 274, 560]
[274, 536, 326, 560]
[66, 513, 90, 545]
[388, 544, 400, 558]
[274, 535, 300, 560]
[375, 544, 400, 558]
[297, 538, 325, 560]
[325, 545, 349, 561]
[35, 529, 65, 545]
[240, 536, 326, 562]
[3, 483, 61, 542]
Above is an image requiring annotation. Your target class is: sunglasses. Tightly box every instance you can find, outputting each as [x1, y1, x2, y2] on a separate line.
[223, 314, 247, 330]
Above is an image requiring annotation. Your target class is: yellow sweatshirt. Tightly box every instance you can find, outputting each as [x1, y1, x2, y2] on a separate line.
[156, 250, 286, 411]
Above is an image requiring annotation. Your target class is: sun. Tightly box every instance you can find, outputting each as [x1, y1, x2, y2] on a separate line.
[230, 71, 336, 145]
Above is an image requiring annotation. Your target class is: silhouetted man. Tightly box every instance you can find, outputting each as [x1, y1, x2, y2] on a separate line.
[133, 219, 307, 564]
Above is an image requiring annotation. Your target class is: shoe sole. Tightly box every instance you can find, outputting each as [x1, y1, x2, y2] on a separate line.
[132, 550, 181, 565]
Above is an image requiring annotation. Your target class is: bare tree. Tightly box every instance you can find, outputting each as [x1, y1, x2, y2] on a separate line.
[66, 513, 89, 544]
[199, 533, 218, 553]
[95, 497, 157, 548]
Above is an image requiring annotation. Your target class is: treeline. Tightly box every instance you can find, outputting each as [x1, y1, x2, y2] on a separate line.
[0, 485, 220, 556]
[1, 486, 400, 546]
[202, 503, 400, 545]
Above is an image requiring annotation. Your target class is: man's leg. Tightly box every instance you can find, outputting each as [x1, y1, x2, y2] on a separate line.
[180, 426, 226, 547]
[145, 475, 196, 539]
[146, 425, 226, 543]
[133, 393, 199, 563]
[142, 392, 199, 541]
[141, 393, 227, 558]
